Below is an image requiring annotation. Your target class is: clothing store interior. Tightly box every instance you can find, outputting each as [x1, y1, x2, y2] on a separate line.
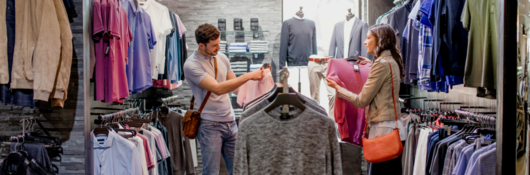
[0, 0, 521, 174]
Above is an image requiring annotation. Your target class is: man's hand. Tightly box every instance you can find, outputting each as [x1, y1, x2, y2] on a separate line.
[247, 69, 264, 81]
[356, 56, 372, 65]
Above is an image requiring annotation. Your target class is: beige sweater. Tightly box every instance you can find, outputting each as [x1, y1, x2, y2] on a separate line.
[336, 50, 401, 123]
[11, 0, 67, 102]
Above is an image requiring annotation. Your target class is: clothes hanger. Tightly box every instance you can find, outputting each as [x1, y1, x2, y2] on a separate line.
[264, 68, 306, 120]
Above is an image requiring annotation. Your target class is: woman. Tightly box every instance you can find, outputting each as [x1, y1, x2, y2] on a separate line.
[326, 24, 405, 174]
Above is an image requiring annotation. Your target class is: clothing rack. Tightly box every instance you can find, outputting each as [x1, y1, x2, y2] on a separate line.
[96, 107, 139, 124]
[161, 95, 179, 105]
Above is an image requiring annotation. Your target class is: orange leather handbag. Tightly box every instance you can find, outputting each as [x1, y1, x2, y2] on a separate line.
[362, 58, 403, 163]
[182, 57, 217, 139]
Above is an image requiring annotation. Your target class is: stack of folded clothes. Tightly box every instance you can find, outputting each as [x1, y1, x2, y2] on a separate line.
[249, 41, 268, 52]
[229, 42, 248, 53]
[220, 41, 227, 52]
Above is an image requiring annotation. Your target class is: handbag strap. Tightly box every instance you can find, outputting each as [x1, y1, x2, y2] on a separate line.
[363, 58, 399, 137]
[190, 56, 218, 114]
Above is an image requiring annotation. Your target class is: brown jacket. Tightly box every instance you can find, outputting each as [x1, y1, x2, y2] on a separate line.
[0, 0, 7, 85]
[11, 0, 62, 101]
[50, 0, 73, 107]
[336, 50, 401, 123]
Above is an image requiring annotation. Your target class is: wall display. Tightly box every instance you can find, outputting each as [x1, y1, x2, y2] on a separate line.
[283, 0, 359, 56]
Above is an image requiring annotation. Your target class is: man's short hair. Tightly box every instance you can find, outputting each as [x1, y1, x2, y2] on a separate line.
[195, 23, 220, 46]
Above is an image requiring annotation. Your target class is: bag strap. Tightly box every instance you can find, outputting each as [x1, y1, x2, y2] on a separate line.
[363, 58, 399, 137]
[190, 57, 218, 114]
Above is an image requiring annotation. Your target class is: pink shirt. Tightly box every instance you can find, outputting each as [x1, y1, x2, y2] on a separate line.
[137, 134, 155, 170]
[237, 69, 275, 107]
[151, 128, 170, 159]
[326, 59, 370, 146]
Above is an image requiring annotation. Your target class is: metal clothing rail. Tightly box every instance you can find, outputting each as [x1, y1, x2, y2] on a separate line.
[161, 95, 179, 104]
[98, 107, 139, 120]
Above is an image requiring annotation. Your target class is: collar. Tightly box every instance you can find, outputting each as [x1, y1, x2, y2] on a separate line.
[293, 15, 304, 20]
[194, 50, 215, 60]
[127, 0, 139, 15]
[92, 129, 115, 149]
[379, 50, 393, 57]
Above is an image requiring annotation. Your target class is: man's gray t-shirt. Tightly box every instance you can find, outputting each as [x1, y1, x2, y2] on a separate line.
[183, 51, 235, 121]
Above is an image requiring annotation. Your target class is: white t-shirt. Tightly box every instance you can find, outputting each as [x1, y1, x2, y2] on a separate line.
[140, 0, 173, 79]
[343, 18, 355, 57]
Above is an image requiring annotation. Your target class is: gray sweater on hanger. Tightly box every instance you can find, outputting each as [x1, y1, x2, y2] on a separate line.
[329, 17, 369, 59]
[279, 17, 317, 69]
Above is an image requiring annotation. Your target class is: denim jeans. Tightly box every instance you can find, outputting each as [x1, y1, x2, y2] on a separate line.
[196, 119, 237, 175]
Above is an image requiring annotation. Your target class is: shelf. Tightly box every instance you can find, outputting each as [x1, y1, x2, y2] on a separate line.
[220, 30, 270, 33]
[223, 51, 270, 54]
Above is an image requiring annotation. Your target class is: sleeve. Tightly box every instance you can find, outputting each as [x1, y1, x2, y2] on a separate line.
[328, 24, 337, 58]
[312, 21, 318, 55]
[145, 13, 157, 50]
[233, 125, 249, 175]
[0, 0, 8, 85]
[279, 21, 289, 69]
[183, 61, 209, 86]
[360, 23, 370, 59]
[328, 120, 342, 175]
[237, 83, 247, 107]
[160, 7, 173, 37]
[336, 61, 387, 108]
[92, 1, 104, 40]
[461, 0, 470, 30]
[51, 0, 73, 103]
[33, 0, 62, 101]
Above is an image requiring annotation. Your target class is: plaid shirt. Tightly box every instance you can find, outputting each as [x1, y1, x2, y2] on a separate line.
[418, 20, 433, 88]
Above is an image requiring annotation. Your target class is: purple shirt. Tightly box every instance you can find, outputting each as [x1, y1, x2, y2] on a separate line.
[124, 2, 156, 94]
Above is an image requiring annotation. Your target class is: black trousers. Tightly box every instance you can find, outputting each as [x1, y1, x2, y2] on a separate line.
[369, 156, 403, 175]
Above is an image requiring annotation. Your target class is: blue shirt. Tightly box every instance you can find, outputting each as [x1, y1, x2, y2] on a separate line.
[125, 3, 157, 94]
[452, 144, 474, 175]
[467, 148, 496, 175]
[463, 143, 496, 175]
[184, 51, 235, 121]
[167, 13, 181, 84]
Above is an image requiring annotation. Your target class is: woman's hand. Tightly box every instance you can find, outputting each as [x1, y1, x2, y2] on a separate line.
[356, 56, 372, 65]
[326, 78, 340, 90]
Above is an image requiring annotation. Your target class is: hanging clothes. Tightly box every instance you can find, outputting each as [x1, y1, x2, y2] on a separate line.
[159, 110, 195, 175]
[237, 68, 275, 107]
[0, 0, 35, 107]
[328, 17, 369, 59]
[326, 59, 370, 146]
[234, 106, 342, 174]
[139, 0, 173, 79]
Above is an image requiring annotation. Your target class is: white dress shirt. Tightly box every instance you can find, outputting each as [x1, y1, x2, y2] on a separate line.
[129, 136, 149, 175]
[92, 130, 141, 175]
[343, 18, 355, 57]
[140, 0, 173, 78]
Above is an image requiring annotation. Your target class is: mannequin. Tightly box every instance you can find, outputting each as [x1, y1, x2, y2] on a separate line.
[346, 8, 355, 21]
[296, 6, 304, 18]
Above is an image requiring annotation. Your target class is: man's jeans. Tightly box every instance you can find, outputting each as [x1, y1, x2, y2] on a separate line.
[196, 119, 237, 175]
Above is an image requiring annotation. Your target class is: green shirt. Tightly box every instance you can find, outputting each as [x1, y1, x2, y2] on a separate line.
[461, 0, 498, 89]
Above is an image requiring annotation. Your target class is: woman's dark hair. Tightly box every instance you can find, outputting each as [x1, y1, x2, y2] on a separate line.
[368, 24, 405, 81]
[195, 23, 220, 46]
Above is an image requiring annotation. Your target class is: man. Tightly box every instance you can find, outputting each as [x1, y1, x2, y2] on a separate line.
[183, 23, 263, 175]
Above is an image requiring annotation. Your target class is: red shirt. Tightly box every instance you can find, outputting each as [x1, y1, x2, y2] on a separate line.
[326, 59, 370, 146]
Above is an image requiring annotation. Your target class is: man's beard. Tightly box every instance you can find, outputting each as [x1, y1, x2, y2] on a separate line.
[207, 49, 218, 56]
